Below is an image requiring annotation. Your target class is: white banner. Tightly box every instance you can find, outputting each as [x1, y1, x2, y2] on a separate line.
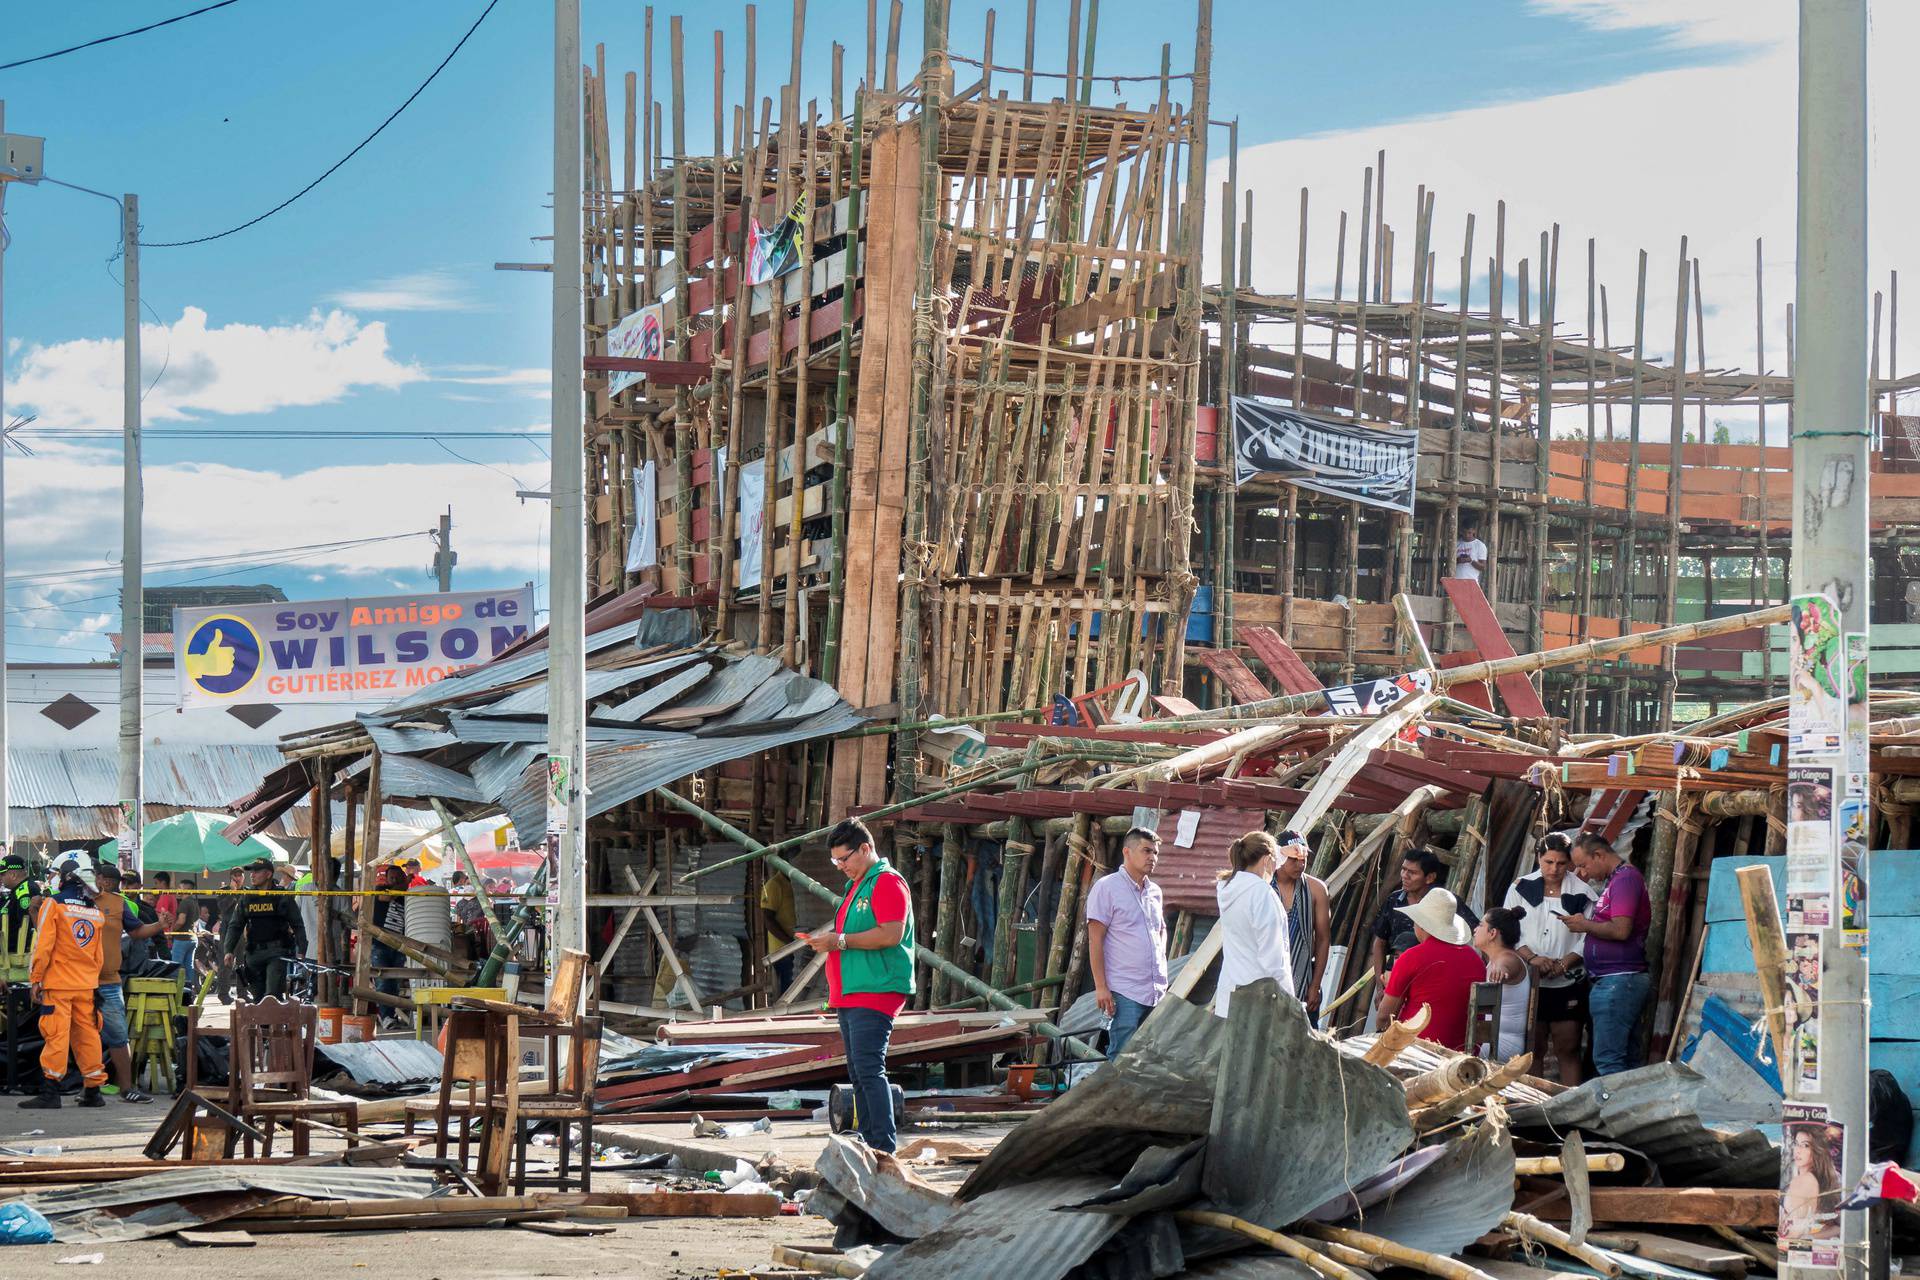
[737, 457, 766, 590]
[174, 587, 535, 707]
[626, 460, 658, 571]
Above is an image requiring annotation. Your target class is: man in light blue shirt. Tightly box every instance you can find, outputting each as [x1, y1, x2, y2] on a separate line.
[1085, 828, 1169, 1058]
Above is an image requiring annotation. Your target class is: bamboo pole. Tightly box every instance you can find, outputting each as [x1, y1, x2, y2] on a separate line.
[1157, 604, 1787, 724]
[653, 786, 1103, 1058]
[1362, 1003, 1432, 1065]
[1735, 863, 1791, 1070]
[1504, 1211, 1623, 1278]
[820, 88, 866, 690]
[1659, 237, 1691, 727]
[1176, 1211, 1369, 1280]
[1301, 1224, 1499, 1280]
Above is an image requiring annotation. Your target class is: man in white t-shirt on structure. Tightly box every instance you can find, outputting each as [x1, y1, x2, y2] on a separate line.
[1453, 517, 1489, 582]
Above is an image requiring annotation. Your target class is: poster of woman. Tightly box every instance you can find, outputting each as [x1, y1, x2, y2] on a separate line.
[1781, 1104, 1842, 1266]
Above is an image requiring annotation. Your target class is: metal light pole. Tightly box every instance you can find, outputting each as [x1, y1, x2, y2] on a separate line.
[119, 195, 143, 876]
[547, 0, 587, 958]
[1792, 3, 1869, 1278]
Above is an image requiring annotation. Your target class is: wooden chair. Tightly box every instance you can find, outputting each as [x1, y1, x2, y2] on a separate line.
[184, 998, 360, 1157]
[403, 1007, 490, 1164]
[479, 1009, 603, 1194]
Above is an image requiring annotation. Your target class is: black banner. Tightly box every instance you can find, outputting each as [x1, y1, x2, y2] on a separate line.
[1231, 397, 1418, 513]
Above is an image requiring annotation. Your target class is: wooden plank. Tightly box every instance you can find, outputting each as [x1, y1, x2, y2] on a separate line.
[177, 1231, 257, 1247]
[1439, 577, 1549, 717]
[1196, 648, 1273, 703]
[1537, 1187, 1779, 1231]
[1585, 1232, 1750, 1276]
[1236, 625, 1328, 694]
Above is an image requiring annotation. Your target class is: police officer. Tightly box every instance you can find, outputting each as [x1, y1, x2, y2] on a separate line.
[1, 853, 40, 1093]
[221, 859, 307, 1001]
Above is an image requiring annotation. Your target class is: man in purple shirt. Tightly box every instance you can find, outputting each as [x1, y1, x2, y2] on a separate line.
[1085, 827, 1168, 1059]
[1563, 832, 1651, 1076]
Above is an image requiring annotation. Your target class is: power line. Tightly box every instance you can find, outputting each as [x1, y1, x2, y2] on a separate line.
[140, 0, 503, 248]
[4, 531, 429, 591]
[0, 0, 246, 73]
[19, 429, 546, 441]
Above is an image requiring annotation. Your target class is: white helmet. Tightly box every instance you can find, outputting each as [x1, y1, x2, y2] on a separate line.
[52, 849, 96, 890]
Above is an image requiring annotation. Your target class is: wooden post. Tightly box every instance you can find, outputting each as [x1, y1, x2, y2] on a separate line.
[1735, 863, 1791, 1072]
[1530, 226, 1558, 660]
[1617, 250, 1649, 734]
[1754, 238, 1774, 699]
[310, 760, 335, 1007]
[1660, 237, 1690, 728]
[1487, 202, 1506, 606]
[350, 753, 383, 1018]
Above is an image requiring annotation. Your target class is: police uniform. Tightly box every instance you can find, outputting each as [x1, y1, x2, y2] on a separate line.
[221, 868, 307, 1000]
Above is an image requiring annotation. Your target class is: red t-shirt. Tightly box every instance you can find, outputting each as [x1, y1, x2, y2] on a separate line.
[827, 870, 911, 1018]
[1383, 936, 1486, 1051]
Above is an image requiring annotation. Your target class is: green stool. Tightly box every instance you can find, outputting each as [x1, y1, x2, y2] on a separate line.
[125, 977, 183, 1095]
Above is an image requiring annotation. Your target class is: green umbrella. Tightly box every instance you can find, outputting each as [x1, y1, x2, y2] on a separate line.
[98, 811, 291, 874]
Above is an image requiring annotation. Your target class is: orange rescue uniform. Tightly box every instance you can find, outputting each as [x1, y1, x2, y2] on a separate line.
[28, 895, 108, 1086]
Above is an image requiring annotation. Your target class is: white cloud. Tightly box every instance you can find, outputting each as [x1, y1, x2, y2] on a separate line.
[1225, 0, 1913, 435]
[4, 306, 423, 430]
[436, 365, 549, 396]
[4, 453, 551, 590]
[327, 268, 478, 313]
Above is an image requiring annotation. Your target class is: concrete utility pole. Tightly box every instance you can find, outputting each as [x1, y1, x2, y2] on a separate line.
[547, 0, 588, 957]
[1792, 3, 1869, 1278]
[120, 194, 143, 876]
[432, 506, 456, 592]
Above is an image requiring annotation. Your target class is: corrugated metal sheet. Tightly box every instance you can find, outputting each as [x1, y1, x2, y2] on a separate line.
[9, 802, 302, 845]
[498, 701, 864, 842]
[479, 664, 671, 717]
[866, 1175, 1124, 1280]
[1507, 1061, 1777, 1187]
[1155, 808, 1266, 916]
[317, 1037, 446, 1085]
[21, 1165, 444, 1243]
[7, 745, 288, 808]
[599, 659, 713, 723]
[444, 712, 679, 745]
[1330, 1118, 1513, 1256]
[962, 994, 1224, 1199]
[469, 743, 543, 804]
[366, 724, 461, 755]
[815, 1133, 958, 1239]
[1200, 979, 1410, 1230]
[371, 752, 486, 804]
[375, 615, 653, 715]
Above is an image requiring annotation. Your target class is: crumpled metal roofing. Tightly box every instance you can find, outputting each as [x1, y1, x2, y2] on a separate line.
[1332, 1117, 1514, 1256]
[1508, 1061, 1777, 1187]
[19, 1165, 444, 1243]
[316, 1036, 447, 1086]
[1201, 979, 1411, 1232]
[815, 1134, 958, 1239]
[961, 993, 1224, 1199]
[865, 1175, 1124, 1280]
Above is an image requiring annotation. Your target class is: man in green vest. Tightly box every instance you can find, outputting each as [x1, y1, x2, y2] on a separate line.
[800, 818, 913, 1152]
[1, 854, 40, 1094]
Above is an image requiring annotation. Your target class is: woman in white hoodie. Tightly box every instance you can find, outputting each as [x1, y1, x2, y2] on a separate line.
[1212, 831, 1297, 1017]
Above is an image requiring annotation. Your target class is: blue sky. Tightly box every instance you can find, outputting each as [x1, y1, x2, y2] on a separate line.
[0, 1, 1772, 660]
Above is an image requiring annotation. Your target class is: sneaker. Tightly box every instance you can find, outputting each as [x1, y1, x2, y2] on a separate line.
[17, 1085, 59, 1110]
[78, 1087, 105, 1108]
[120, 1088, 151, 1104]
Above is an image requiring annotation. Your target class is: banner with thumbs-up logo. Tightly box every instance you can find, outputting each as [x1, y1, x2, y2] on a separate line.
[180, 614, 264, 700]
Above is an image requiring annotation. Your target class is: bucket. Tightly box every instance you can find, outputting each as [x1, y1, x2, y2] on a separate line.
[316, 1007, 345, 1044]
[342, 1014, 377, 1043]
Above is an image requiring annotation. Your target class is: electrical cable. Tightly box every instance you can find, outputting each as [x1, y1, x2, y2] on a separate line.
[0, 0, 245, 73]
[139, 0, 502, 248]
[4, 531, 429, 591]
[19, 429, 547, 440]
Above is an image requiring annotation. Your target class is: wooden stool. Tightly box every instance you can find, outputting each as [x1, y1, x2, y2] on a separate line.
[124, 977, 182, 1095]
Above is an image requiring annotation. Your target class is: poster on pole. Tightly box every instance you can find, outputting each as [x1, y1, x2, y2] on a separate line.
[1845, 631, 1870, 797]
[1780, 1101, 1843, 1270]
[1785, 764, 1836, 928]
[1783, 930, 1822, 1091]
[606, 302, 666, 396]
[544, 754, 569, 910]
[175, 588, 533, 707]
[1839, 795, 1869, 952]
[119, 799, 142, 874]
[1231, 397, 1418, 513]
[1788, 593, 1845, 756]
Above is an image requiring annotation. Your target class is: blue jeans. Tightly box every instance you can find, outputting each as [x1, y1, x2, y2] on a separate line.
[836, 1006, 898, 1152]
[170, 939, 196, 993]
[96, 982, 129, 1049]
[1588, 970, 1650, 1076]
[1108, 993, 1155, 1060]
[371, 941, 406, 1001]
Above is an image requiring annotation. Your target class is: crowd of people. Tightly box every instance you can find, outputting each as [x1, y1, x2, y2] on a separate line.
[1081, 824, 1652, 1080]
[1, 844, 529, 1107]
